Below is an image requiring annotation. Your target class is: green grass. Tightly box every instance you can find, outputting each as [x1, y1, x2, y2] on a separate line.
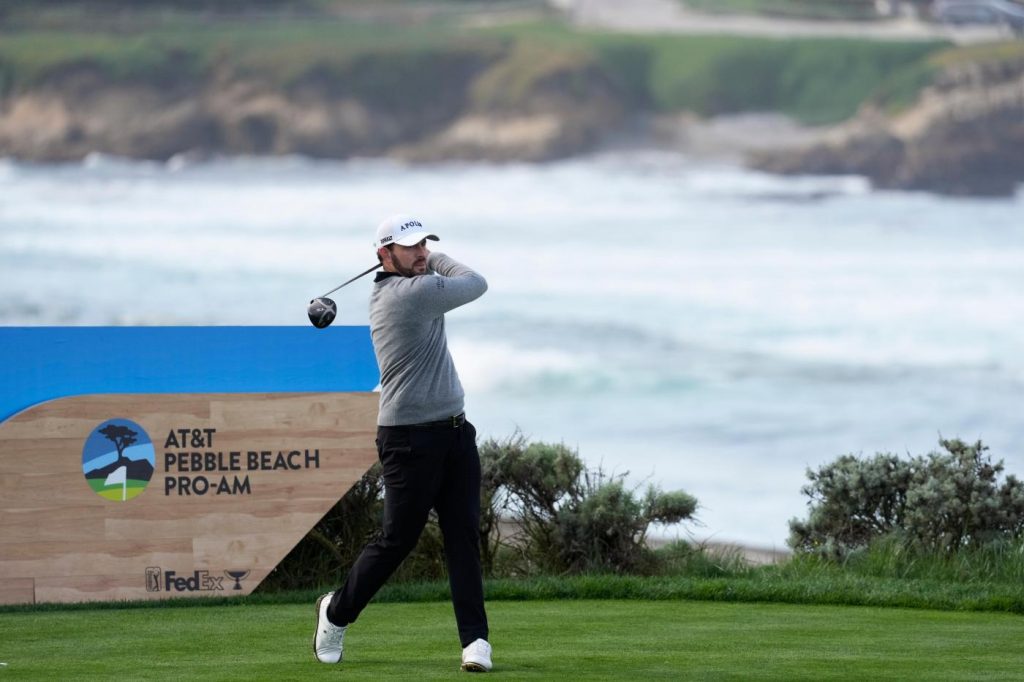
[0, 20, 485, 84]
[482, 23, 949, 124]
[1, 599, 1022, 679]
[85, 478, 149, 500]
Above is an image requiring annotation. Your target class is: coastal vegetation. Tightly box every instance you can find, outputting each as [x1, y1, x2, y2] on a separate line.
[790, 438, 1024, 557]
[263, 435, 700, 589]
[248, 435, 1024, 615]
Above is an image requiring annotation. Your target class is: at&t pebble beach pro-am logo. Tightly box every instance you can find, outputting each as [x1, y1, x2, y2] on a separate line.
[82, 419, 156, 501]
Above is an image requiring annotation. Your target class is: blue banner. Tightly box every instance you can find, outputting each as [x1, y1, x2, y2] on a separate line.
[0, 326, 379, 423]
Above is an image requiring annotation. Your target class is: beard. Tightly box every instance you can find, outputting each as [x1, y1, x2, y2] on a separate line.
[393, 255, 427, 277]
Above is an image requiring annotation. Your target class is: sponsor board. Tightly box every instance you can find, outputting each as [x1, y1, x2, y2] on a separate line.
[0, 327, 380, 606]
[1, 391, 379, 605]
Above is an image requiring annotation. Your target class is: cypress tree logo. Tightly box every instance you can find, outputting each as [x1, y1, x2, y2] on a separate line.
[82, 419, 156, 501]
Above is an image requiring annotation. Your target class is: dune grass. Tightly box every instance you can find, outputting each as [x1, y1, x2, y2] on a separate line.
[1, 598, 1022, 679]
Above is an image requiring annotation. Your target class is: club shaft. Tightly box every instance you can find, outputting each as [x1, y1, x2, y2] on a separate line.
[320, 264, 382, 298]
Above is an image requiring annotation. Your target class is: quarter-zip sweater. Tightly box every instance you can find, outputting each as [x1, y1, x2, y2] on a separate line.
[369, 252, 487, 426]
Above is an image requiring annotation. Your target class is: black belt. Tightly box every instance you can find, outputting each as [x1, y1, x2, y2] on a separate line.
[408, 413, 465, 429]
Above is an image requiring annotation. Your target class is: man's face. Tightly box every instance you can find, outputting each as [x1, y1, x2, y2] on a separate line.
[382, 240, 430, 277]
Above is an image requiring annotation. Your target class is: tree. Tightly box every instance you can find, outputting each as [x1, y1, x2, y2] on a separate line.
[99, 424, 138, 466]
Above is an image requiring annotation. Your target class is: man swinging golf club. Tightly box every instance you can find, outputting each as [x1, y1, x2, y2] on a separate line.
[314, 213, 492, 672]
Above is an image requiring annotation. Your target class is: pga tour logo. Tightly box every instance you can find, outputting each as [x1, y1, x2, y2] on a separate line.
[146, 567, 251, 592]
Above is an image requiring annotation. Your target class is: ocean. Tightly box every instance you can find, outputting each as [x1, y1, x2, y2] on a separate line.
[2, 151, 1022, 549]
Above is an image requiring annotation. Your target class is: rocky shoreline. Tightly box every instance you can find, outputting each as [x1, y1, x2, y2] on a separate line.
[750, 54, 1024, 197]
[0, 48, 625, 166]
[1, 50, 1022, 196]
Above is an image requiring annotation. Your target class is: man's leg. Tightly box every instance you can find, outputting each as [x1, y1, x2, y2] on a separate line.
[328, 426, 445, 625]
[435, 421, 489, 648]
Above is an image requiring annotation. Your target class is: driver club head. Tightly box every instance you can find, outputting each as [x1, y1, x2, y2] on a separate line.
[307, 297, 337, 329]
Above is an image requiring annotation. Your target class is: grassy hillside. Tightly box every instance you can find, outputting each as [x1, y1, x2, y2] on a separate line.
[0, 15, 956, 125]
[484, 23, 949, 123]
[0, 20, 497, 89]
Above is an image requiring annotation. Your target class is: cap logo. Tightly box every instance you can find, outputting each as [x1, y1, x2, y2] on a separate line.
[379, 235, 393, 244]
[399, 220, 422, 232]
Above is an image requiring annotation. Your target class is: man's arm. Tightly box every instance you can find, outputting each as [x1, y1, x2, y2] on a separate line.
[401, 252, 487, 316]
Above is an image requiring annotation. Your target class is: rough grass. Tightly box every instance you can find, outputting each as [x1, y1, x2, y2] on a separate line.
[1, 599, 1022, 679]
[382, 573, 1024, 614]
[6, 568, 1023, 617]
[788, 536, 1024, 585]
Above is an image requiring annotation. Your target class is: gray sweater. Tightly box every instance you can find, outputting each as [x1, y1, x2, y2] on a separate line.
[369, 252, 488, 426]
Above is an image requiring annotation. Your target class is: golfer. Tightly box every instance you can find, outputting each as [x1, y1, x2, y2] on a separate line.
[314, 214, 492, 672]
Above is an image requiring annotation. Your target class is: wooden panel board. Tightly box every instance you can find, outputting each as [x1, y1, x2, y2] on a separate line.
[0, 578, 35, 605]
[0, 392, 378, 605]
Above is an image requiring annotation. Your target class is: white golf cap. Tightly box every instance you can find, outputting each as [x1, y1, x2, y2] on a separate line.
[374, 214, 439, 249]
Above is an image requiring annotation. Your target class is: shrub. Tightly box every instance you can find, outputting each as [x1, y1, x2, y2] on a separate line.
[903, 440, 1024, 552]
[790, 439, 1024, 557]
[263, 432, 700, 590]
[481, 433, 698, 575]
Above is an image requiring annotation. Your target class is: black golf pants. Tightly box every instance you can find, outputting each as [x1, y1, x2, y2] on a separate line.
[327, 418, 489, 648]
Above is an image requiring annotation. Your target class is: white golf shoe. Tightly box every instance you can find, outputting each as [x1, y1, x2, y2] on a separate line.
[461, 638, 492, 672]
[313, 592, 346, 663]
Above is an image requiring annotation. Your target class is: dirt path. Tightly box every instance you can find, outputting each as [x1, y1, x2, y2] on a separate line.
[552, 0, 1014, 44]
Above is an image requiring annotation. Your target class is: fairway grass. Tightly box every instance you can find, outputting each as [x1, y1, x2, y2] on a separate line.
[1, 600, 1022, 680]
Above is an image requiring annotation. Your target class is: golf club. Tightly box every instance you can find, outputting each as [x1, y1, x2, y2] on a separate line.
[308, 263, 382, 328]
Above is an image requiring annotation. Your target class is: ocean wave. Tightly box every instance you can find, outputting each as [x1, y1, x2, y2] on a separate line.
[563, 150, 871, 199]
[682, 166, 871, 201]
[82, 151, 164, 173]
[450, 314, 1023, 397]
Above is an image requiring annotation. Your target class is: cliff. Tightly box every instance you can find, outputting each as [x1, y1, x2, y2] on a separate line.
[0, 42, 624, 165]
[751, 49, 1024, 197]
[1, 24, 1021, 196]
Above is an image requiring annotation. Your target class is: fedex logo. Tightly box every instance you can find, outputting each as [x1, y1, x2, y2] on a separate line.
[146, 567, 251, 593]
